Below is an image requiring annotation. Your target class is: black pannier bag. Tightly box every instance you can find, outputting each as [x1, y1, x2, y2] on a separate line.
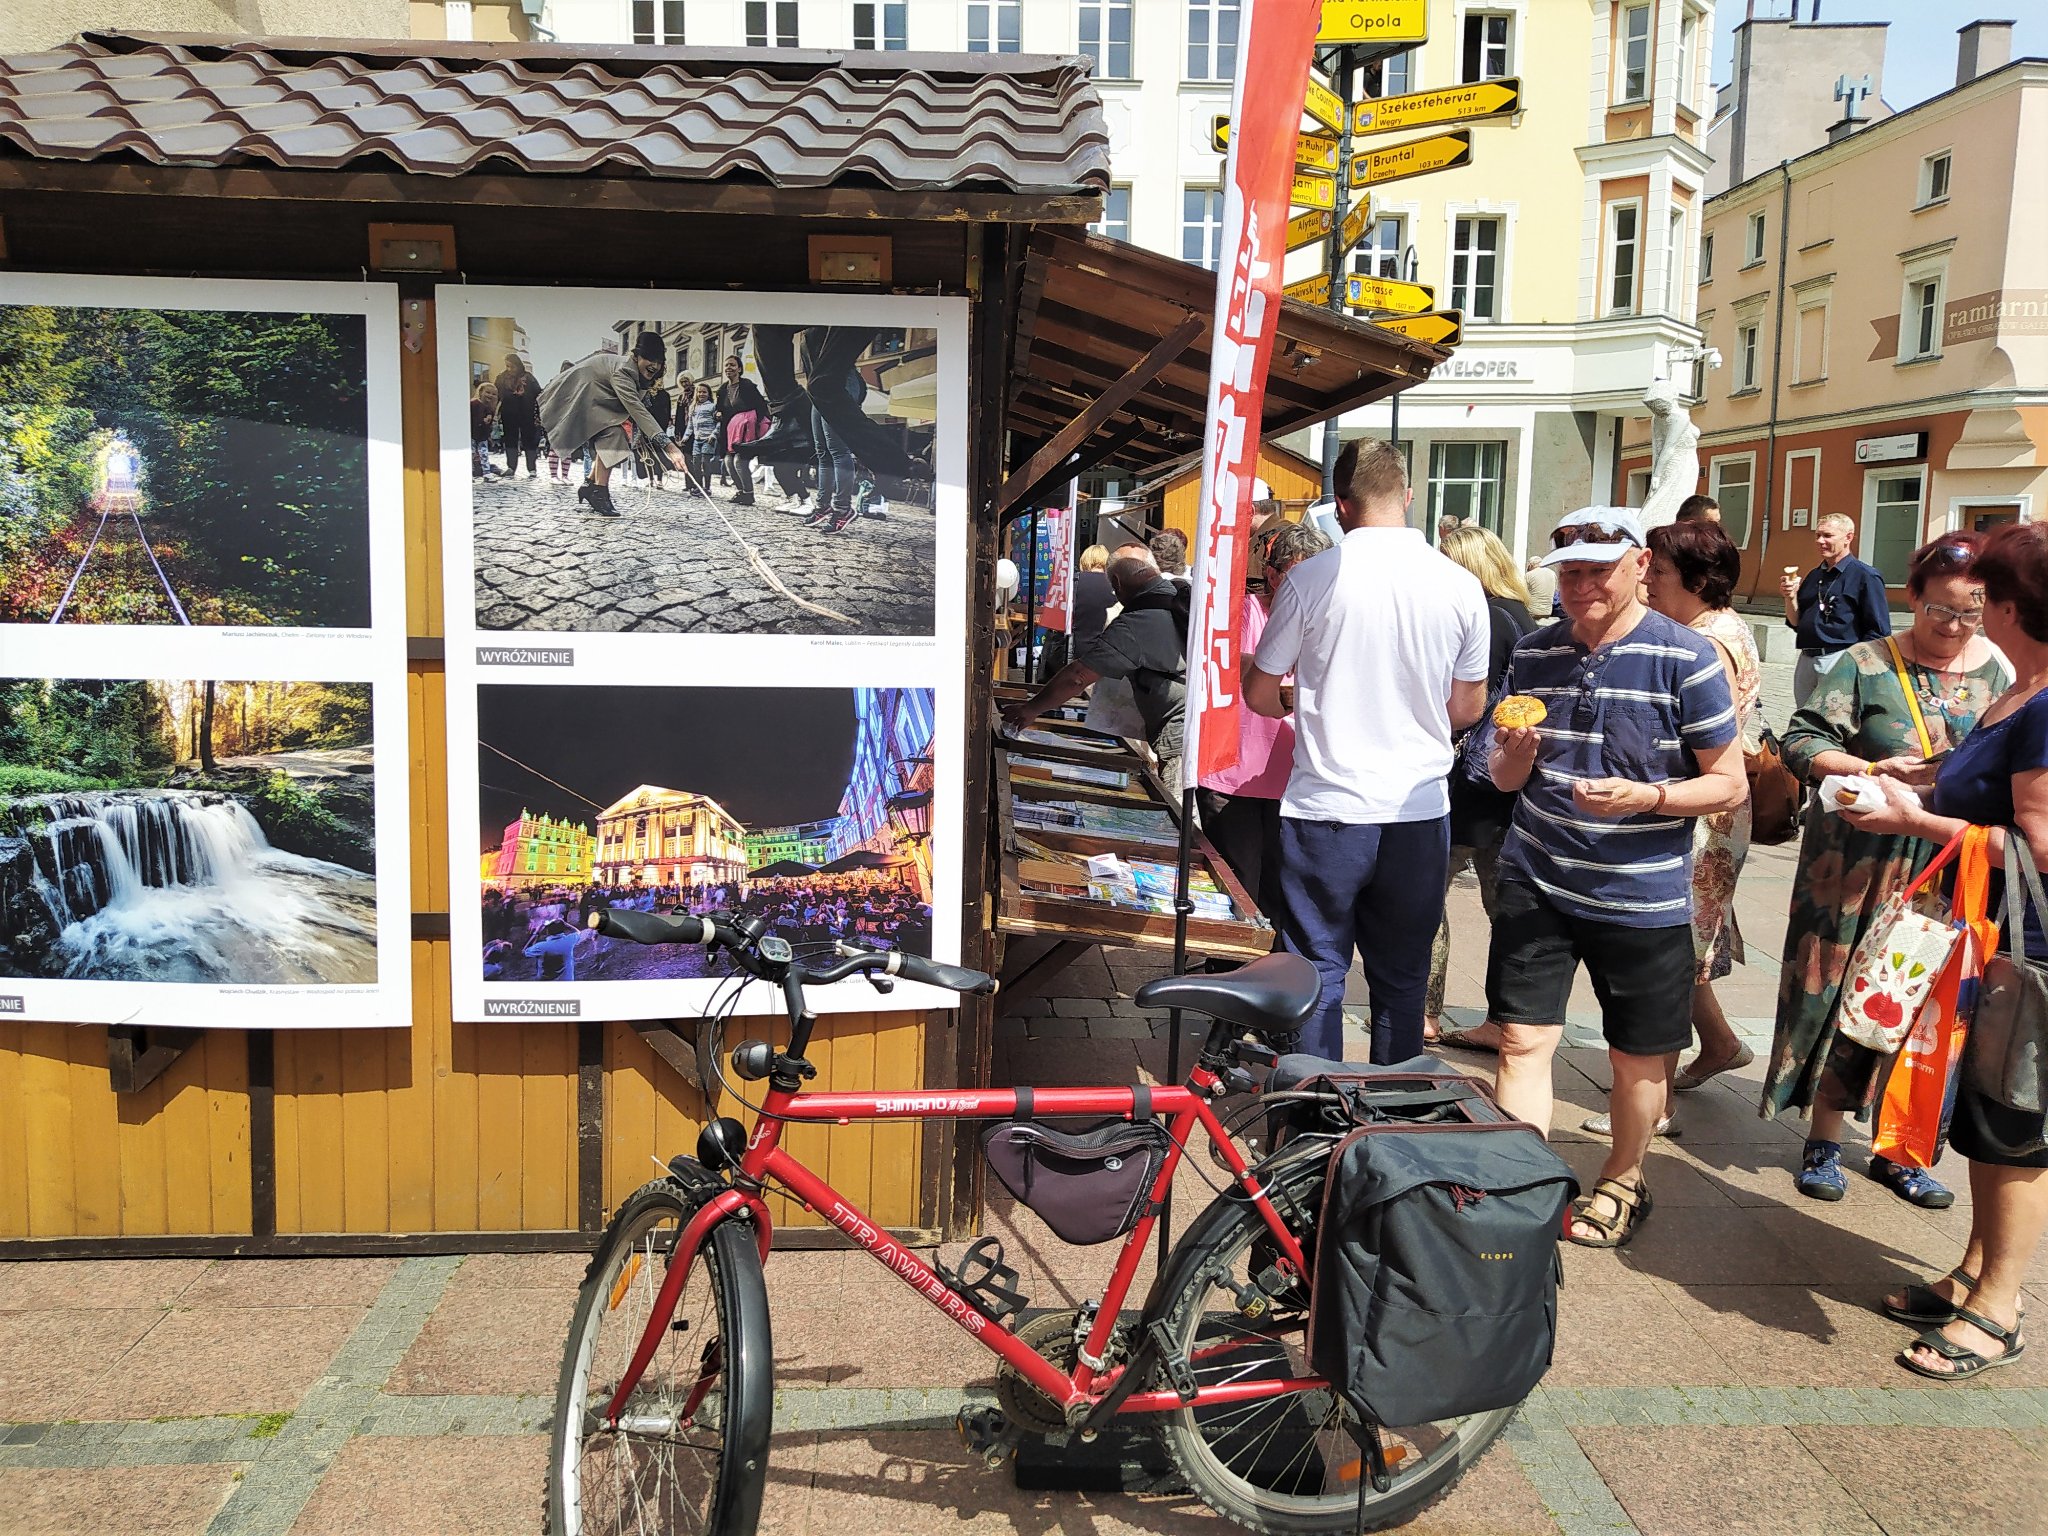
[982, 1106, 1172, 1246]
[1299, 1068, 1578, 1428]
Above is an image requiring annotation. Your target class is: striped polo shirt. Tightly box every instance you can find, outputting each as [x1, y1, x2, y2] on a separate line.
[1485, 609, 1737, 927]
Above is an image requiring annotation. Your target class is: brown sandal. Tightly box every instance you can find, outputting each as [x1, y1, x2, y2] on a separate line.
[1567, 1178, 1652, 1249]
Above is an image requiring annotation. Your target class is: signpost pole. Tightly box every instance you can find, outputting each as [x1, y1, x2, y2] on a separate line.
[1320, 44, 1356, 499]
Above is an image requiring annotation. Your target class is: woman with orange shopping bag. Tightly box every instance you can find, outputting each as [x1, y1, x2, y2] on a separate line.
[1845, 522, 2048, 1380]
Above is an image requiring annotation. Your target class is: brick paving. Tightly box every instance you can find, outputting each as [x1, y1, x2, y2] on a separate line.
[3, 839, 2040, 1533]
[468, 470, 936, 637]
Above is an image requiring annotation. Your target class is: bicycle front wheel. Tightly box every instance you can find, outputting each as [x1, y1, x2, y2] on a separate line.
[1155, 1144, 1517, 1534]
[548, 1178, 772, 1536]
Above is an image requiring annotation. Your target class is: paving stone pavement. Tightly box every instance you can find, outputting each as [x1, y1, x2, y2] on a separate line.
[4, 843, 2042, 1533]
[468, 469, 936, 637]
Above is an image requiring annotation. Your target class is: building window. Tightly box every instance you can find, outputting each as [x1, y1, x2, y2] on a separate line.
[1352, 213, 1408, 280]
[1699, 231, 1714, 282]
[1369, 48, 1411, 96]
[1735, 319, 1761, 391]
[967, 1, 1019, 53]
[1665, 208, 1685, 312]
[1919, 150, 1952, 207]
[744, 1, 798, 46]
[1617, 3, 1651, 102]
[1080, 0, 1133, 79]
[1677, 8, 1699, 111]
[1607, 201, 1640, 314]
[1461, 12, 1511, 83]
[1868, 471, 1925, 586]
[1428, 441, 1507, 534]
[1182, 187, 1225, 271]
[1450, 215, 1502, 321]
[1709, 454, 1754, 547]
[630, 0, 683, 44]
[853, 1, 907, 49]
[1187, 0, 1240, 81]
[1744, 210, 1766, 266]
[1794, 300, 1828, 383]
[1092, 185, 1132, 242]
[1904, 274, 1944, 361]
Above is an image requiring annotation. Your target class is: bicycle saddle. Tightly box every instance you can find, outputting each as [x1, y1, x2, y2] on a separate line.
[1134, 952, 1319, 1036]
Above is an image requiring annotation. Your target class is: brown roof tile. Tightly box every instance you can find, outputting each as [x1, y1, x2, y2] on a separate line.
[0, 34, 1111, 195]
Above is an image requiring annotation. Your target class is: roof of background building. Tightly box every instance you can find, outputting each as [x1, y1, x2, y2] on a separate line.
[0, 33, 1110, 196]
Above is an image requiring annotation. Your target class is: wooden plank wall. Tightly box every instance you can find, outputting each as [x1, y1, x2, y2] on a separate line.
[0, 281, 931, 1242]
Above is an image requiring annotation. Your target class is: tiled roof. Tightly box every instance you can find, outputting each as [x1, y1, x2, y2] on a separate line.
[0, 34, 1110, 195]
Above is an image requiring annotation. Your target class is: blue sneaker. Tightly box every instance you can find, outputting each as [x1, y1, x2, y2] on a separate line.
[1867, 1154, 1956, 1209]
[1796, 1139, 1847, 1201]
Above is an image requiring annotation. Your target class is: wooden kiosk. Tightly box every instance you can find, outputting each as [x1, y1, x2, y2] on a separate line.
[0, 34, 1442, 1255]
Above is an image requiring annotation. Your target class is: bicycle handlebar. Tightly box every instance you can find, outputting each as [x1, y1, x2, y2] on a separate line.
[588, 908, 998, 997]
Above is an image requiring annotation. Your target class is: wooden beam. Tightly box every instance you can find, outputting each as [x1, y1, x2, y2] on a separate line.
[106, 1025, 200, 1095]
[994, 311, 1204, 516]
[631, 1021, 707, 1095]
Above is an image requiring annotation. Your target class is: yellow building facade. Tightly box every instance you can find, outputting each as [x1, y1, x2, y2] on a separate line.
[592, 785, 747, 889]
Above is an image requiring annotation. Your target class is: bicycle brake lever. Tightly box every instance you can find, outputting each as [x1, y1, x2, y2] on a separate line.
[865, 973, 895, 994]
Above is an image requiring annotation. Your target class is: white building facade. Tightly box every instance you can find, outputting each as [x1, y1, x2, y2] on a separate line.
[525, 0, 1712, 561]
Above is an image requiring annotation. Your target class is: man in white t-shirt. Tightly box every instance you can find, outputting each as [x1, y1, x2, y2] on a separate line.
[1247, 436, 1489, 1062]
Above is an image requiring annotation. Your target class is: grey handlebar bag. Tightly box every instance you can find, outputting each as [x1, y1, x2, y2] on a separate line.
[1966, 834, 2048, 1147]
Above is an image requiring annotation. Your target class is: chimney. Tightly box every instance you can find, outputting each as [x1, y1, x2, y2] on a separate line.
[1957, 19, 2015, 86]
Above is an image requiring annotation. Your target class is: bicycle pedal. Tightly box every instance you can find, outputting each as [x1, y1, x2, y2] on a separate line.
[955, 1404, 1015, 1465]
[1145, 1319, 1199, 1404]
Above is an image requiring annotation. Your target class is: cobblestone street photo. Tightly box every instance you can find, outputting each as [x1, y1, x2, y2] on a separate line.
[469, 471, 937, 637]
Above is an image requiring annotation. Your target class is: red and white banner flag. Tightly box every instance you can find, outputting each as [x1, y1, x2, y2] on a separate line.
[1038, 488, 1077, 635]
[1181, 0, 1323, 789]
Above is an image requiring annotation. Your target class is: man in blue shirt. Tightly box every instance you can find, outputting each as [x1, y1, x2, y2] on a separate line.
[1781, 512, 1891, 701]
[1480, 507, 1747, 1248]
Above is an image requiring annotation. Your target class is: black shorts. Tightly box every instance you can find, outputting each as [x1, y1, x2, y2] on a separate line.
[1484, 879, 1694, 1056]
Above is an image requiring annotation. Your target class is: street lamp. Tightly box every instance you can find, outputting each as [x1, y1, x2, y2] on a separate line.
[885, 788, 933, 847]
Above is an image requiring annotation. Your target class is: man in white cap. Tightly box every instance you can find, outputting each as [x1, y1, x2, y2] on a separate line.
[1474, 506, 1746, 1248]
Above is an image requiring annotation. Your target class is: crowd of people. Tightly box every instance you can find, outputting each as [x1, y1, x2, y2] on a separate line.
[480, 871, 933, 982]
[1003, 438, 2048, 1380]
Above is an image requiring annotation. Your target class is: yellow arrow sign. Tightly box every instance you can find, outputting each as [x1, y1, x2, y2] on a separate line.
[1303, 75, 1345, 134]
[1286, 207, 1334, 253]
[1340, 197, 1374, 253]
[1291, 173, 1337, 210]
[1352, 77, 1523, 136]
[1284, 274, 1332, 306]
[1213, 117, 1340, 173]
[1376, 310, 1464, 348]
[1345, 274, 1436, 315]
[1349, 129, 1473, 189]
[1317, 0, 1428, 45]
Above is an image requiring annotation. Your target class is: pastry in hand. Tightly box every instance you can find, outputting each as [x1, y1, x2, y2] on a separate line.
[1835, 785, 1861, 808]
[1491, 694, 1548, 730]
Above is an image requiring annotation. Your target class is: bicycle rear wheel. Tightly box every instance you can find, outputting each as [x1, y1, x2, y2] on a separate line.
[548, 1178, 772, 1536]
[1155, 1144, 1517, 1534]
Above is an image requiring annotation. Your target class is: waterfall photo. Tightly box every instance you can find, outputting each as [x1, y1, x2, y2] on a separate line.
[0, 677, 380, 988]
[0, 297, 373, 629]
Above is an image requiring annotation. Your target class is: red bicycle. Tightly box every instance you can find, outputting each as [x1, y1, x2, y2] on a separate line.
[546, 909, 1516, 1535]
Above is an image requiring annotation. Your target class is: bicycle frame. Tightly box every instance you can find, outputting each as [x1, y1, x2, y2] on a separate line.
[602, 1058, 1324, 1429]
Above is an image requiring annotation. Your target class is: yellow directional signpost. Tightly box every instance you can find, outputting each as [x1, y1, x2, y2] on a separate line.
[1351, 77, 1522, 136]
[1213, 117, 1339, 174]
[1344, 274, 1435, 316]
[1348, 128, 1473, 189]
[1303, 75, 1346, 134]
[1286, 207, 1335, 253]
[1284, 273, 1332, 306]
[1375, 310, 1465, 348]
[1291, 172, 1336, 210]
[1339, 197, 1373, 254]
[1316, 0, 1428, 45]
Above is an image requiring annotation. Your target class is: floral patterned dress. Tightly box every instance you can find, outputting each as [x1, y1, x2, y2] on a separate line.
[1690, 608, 1762, 981]
[1761, 637, 2011, 1120]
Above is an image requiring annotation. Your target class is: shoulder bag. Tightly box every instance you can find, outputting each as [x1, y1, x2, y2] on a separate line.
[1966, 833, 2048, 1126]
[1746, 725, 1804, 846]
[1837, 825, 1980, 1053]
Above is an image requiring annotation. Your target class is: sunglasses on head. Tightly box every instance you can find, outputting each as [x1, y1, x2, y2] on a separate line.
[1550, 523, 1640, 550]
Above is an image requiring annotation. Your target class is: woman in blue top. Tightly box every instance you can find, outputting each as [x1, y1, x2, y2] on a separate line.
[1847, 521, 2048, 1381]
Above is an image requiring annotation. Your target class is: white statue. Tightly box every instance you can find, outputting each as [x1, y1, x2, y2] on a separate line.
[1640, 377, 1700, 529]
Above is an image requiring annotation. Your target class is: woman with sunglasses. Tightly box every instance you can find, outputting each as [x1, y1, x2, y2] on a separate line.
[1763, 533, 2009, 1207]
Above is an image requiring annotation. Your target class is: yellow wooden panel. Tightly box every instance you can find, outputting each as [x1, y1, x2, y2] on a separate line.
[339, 1030, 394, 1232]
[823, 1017, 875, 1226]
[407, 674, 434, 914]
[418, 668, 449, 912]
[279, 1031, 347, 1233]
[0, 1025, 30, 1238]
[10, 1023, 76, 1237]
[205, 1033, 253, 1234]
[869, 1010, 926, 1230]
[159, 1040, 218, 1235]
[114, 1045, 171, 1237]
[401, 292, 444, 639]
[602, 1022, 655, 1212]
[386, 944, 442, 1232]
[520, 1024, 573, 1230]
[433, 1014, 481, 1233]
[63, 1027, 121, 1237]
[474, 1026, 526, 1230]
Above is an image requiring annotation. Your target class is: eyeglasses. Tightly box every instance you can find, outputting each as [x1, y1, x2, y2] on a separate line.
[1550, 523, 1641, 550]
[1922, 601, 1984, 628]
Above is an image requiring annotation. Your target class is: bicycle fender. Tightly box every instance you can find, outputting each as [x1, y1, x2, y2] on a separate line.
[666, 1156, 774, 1265]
